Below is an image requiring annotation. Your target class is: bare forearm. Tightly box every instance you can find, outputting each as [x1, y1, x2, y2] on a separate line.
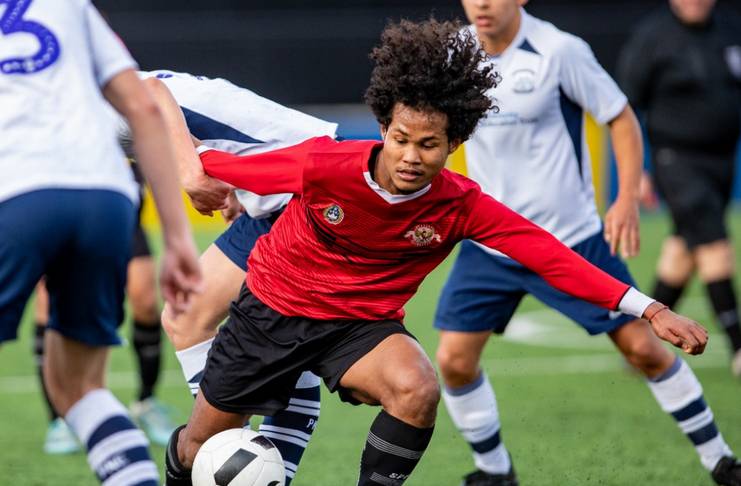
[609, 105, 643, 201]
[142, 77, 203, 185]
[104, 70, 191, 239]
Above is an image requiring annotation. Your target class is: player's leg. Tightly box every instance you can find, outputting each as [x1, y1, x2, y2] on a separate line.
[653, 148, 741, 372]
[530, 230, 739, 483]
[32, 279, 82, 454]
[337, 333, 439, 485]
[652, 235, 694, 309]
[434, 241, 524, 485]
[608, 319, 737, 477]
[695, 239, 741, 373]
[43, 189, 159, 485]
[162, 212, 321, 484]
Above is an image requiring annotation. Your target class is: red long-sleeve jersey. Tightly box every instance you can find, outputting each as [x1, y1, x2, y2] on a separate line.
[201, 136, 630, 321]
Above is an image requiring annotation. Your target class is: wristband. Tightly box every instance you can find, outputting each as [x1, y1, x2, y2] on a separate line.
[644, 304, 669, 322]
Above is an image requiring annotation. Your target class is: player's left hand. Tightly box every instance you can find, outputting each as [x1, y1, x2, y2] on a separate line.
[647, 306, 708, 355]
[159, 233, 204, 315]
[604, 195, 640, 259]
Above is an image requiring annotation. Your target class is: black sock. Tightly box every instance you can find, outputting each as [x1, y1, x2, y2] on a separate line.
[33, 324, 59, 422]
[652, 279, 685, 310]
[358, 411, 434, 485]
[165, 425, 192, 486]
[132, 320, 162, 401]
[705, 279, 741, 353]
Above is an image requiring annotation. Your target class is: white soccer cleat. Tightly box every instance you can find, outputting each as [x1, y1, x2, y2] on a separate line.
[130, 397, 178, 447]
[43, 417, 81, 455]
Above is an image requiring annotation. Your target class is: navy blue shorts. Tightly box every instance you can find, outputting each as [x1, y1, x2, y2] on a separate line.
[434, 231, 637, 336]
[214, 212, 276, 271]
[0, 189, 135, 346]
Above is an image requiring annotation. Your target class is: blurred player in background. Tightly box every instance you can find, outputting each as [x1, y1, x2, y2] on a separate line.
[618, 0, 741, 378]
[165, 18, 708, 486]
[130, 70, 337, 485]
[0, 1, 202, 485]
[433, 1, 741, 485]
[34, 163, 177, 455]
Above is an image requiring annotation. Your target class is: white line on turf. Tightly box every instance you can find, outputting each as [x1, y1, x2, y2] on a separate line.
[0, 302, 729, 393]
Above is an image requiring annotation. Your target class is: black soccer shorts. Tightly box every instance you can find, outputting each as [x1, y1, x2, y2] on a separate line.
[199, 285, 414, 416]
[652, 146, 736, 249]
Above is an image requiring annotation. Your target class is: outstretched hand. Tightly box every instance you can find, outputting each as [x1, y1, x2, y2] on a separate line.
[646, 304, 708, 355]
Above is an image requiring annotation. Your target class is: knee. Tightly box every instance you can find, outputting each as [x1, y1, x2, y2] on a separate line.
[657, 237, 694, 285]
[383, 368, 440, 428]
[695, 240, 735, 282]
[436, 345, 479, 387]
[621, 328, 673, 375]
[130, 289, 159, 323]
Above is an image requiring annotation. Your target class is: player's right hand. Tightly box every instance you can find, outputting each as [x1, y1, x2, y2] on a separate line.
[159, 233, 204, 315]
[648, 307, 708, 355]
[183, 172, 233, 216]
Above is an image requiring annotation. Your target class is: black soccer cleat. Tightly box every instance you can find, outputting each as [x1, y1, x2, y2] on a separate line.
[461, 468, 519, 486]
[712, 456, 741, 486]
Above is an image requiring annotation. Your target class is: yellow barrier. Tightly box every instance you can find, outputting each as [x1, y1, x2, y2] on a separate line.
[140, 188, 228, 231]
[142, 117, 609, 230]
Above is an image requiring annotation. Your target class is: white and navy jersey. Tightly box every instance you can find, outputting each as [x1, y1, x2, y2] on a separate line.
[0, 0, 139, 204]
[463, 9, 627, 253]
[116, 70, 338, 218]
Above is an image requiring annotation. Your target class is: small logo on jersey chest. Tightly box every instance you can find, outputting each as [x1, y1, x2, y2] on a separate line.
[323, 204, 344, 224]
[512, 68, 536, 93]
[405, 224, 441, 247]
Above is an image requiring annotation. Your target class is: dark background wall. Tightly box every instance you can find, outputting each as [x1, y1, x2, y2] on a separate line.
[97, 0, 741, 106]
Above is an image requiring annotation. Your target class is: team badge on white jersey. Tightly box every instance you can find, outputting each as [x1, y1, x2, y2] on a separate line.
[405, 224, 441, 247]
[323, 204, 344, 224]
[512, 68, 536, 93]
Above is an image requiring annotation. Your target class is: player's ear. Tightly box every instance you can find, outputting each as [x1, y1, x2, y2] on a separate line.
[379, 124, 388, 140]
[448, 138, 463, 155]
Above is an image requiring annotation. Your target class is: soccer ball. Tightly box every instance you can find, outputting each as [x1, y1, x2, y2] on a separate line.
[192, 428, 285, 486]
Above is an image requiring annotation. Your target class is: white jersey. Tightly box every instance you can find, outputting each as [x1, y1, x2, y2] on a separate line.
[463, 10, 627, 254]
[116, 70, 338, 218]
[0, 0, 138, 204]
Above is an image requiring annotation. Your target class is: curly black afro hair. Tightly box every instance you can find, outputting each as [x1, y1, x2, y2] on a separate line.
[364, 18, 498, 143]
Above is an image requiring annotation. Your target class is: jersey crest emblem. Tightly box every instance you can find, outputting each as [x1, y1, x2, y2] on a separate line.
[405, 224, 441, 247]
[323, 204, 344, 224]
[512, 68, 536, 93]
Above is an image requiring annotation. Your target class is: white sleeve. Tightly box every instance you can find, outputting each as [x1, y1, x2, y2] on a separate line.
[235, 191, 293, 219]
[84, 4, 138, 87]
[558, 35, 627, 125]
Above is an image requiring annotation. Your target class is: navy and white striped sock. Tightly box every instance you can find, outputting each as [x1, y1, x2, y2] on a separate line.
[442, 371, 512, 475]
[647, 357, 732, 470]
[66, 389, 158, 486]
[259, 371, 321, 485]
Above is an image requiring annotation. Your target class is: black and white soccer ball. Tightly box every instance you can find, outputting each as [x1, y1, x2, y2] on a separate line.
[192, 428, 285, 486]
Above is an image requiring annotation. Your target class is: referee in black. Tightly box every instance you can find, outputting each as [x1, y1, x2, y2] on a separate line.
[618, 0, 741, 377]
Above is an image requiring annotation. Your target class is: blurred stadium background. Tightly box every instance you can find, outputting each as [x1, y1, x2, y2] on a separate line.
[1, 1, 740, 485]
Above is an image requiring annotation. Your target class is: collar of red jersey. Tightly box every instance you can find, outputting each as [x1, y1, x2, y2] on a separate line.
[362, 171, 431, 204]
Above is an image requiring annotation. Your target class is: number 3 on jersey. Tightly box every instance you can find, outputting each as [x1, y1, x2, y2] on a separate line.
[0, 0, 60, 74]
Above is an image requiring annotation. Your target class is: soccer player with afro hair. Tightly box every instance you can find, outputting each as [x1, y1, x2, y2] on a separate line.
[164, 18, 707, 486]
